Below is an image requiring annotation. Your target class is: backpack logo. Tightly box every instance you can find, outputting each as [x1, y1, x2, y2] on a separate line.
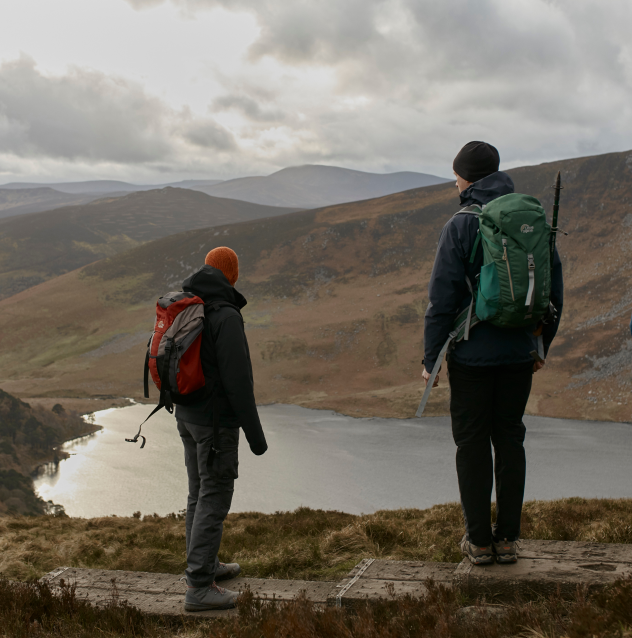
[521, 224, 534, 234]
[157, 321, 164, 328]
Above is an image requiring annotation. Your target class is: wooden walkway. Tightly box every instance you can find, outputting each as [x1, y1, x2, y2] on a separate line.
[41, 540, 632, 617]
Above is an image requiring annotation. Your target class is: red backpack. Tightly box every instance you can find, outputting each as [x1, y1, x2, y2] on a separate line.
[126, 291, 239, 448]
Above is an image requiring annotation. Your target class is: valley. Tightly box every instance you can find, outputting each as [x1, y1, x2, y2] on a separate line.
[0, 150, 631, 422]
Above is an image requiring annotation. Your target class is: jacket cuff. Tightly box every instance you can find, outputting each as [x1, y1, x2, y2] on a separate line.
[423, 358, 436, 373]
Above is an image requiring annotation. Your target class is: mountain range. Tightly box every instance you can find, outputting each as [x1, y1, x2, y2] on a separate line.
[0, 149, 630, 423]
[0, 165, 449, 218]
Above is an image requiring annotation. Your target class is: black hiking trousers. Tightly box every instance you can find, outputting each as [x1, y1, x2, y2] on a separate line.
[447, 358, 533, 547]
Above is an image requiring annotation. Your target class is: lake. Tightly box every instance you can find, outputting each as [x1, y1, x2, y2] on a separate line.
[34, 403, 632, 518]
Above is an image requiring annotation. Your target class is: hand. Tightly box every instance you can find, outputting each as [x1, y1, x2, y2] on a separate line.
[250, 442, 268, 456]
[533, 360, 545, 373]
[422, 368, 439, 388]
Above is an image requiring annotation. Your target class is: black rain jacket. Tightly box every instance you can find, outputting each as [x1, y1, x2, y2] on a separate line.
[174, 265, 268, 455]
[423, 171, 564, 372]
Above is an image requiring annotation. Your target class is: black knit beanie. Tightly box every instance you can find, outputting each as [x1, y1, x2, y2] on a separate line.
[453, 141, 500, 183]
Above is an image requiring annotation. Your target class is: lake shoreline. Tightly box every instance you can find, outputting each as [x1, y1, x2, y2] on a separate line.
[15, 395, 632, 426]
[33, 403, 632, 518]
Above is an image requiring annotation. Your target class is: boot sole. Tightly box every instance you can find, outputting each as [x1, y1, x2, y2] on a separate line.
[495, 555, 518, 564]
[466, 555, 494, 565]
[184, 601, 236, 612]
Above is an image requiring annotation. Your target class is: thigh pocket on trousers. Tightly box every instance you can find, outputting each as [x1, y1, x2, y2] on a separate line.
[210, 428, 239, 480]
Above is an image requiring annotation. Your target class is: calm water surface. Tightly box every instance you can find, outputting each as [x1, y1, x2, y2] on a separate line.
[34, 404, 632, 517]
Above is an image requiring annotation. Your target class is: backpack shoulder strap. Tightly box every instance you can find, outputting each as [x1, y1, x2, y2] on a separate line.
[453, 204, 482, 217]
[204, 300, 242, 317]
[453, 206, 484, 264]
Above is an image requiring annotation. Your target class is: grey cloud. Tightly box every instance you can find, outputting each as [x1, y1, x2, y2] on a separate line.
[124, 0, 167, 8]
[0, 56, 237, 165]
[211, 94, 286, 122]
[181, 117, 236, 150]
[125, 0, 632, 105]
[0, 56, 172, 162]
[11, 0, 632, 180]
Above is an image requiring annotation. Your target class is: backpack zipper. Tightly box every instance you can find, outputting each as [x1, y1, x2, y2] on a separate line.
[502, 238, 516, 301]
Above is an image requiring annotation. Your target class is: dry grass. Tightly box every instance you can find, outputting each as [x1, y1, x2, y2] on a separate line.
[3, 575, 632, 638]
[1, 498, 632, 583]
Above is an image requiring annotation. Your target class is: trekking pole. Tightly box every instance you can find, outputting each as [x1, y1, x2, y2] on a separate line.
[415, 332, 456, 418]
[550, 171, 562, 268]
[531, 171, 564, 363]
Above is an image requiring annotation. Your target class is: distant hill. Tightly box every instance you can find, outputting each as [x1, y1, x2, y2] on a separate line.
[0, 187, 300, 300]
[191, 165, 451, 208]
[0, 187, 120, 219]
[0, 179, 223, 195]
[1, 149, 631, 424]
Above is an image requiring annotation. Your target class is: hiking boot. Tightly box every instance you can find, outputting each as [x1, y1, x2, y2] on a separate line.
[460, 535, 494, 565]
[493, 538, 519, 564]
[215, 562, 241, 581]
[184, 582, 240, 611]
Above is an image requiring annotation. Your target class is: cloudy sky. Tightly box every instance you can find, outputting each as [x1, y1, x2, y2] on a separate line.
[1, 0, 631, 183]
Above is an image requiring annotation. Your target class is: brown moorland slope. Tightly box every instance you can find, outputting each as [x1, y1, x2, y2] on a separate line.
[0, 150, 631, 421]
[0, 188, 299, 300]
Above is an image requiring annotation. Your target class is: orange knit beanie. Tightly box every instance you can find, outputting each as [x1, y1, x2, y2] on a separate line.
[205, 247, 239, 286]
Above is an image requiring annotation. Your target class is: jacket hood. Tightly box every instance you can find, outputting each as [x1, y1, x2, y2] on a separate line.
[459, 171, 515, 207]
[182, 265, 247, 309]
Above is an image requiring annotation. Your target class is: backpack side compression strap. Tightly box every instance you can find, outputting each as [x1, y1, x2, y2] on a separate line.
[143, 348, 150, 399]
[127, 339, 174, 448]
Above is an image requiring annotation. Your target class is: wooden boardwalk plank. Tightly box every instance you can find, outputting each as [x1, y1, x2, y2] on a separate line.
[327, 559, 456, 607]
[328, 541, 632, 606]
[455, 557, 632, 598]
[42, 568, 333, 618]
[519, 539, 632, 564]
[41, 541, 632, 615]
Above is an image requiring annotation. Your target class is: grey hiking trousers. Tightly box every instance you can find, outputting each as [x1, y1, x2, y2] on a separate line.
[177, 419, 239, 588]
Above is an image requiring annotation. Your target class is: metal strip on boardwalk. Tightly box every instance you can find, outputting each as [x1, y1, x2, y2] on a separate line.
[336, 558, 375, 608]
[42, 567, 70, 582]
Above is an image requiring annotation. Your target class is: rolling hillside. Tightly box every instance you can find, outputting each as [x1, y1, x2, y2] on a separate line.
[192, 164, 450, 208]
[1, 150, 631, 422]
[0, 188, 299, 300]
[0, 187, 116, 219]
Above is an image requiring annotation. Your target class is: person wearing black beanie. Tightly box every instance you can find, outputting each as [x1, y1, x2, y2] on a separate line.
[453, 141, 500, 184]
[422, 141, 564, 568]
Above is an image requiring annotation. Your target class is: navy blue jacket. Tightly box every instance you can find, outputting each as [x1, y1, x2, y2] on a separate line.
[423, 171, 564, 372]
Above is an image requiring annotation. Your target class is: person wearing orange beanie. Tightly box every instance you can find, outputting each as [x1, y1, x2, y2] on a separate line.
[176, 245, 267, 611]
[204, 247, 239, 286]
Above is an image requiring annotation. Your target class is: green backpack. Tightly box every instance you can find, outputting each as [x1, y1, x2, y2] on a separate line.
[416, 193, 552, 418]
[467, 193, 551, 328]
